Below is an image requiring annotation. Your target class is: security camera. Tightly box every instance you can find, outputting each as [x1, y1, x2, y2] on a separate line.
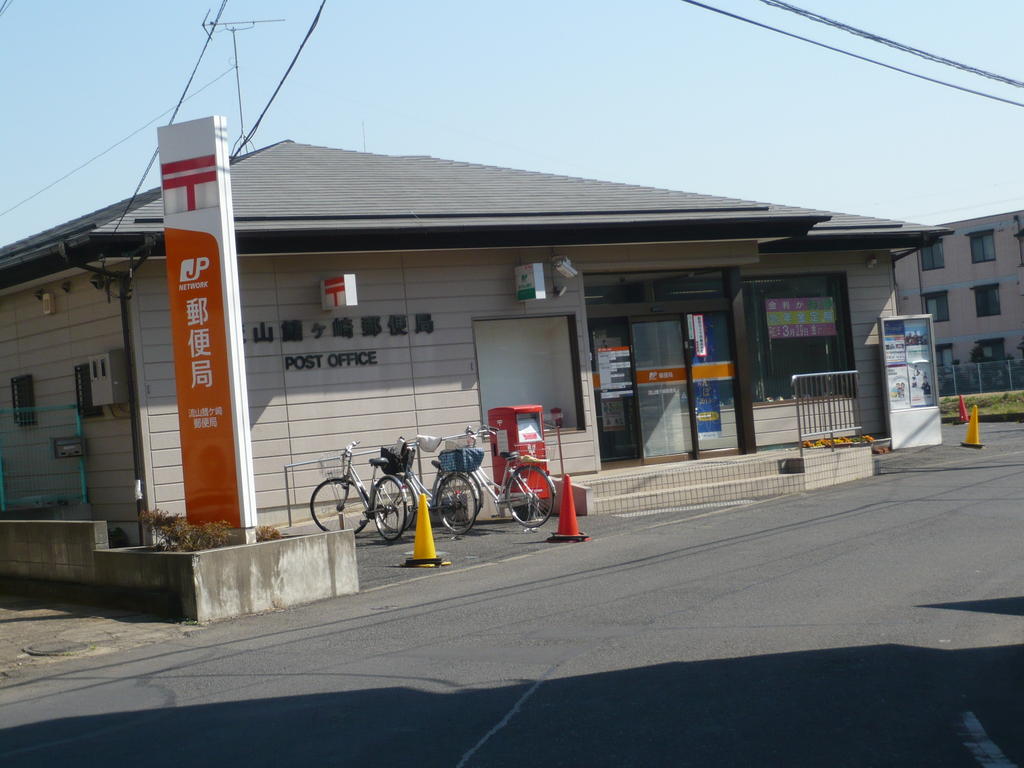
[552, 256, 578, 279]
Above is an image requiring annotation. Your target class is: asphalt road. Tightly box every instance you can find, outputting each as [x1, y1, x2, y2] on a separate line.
[2, 423, 1023, 767]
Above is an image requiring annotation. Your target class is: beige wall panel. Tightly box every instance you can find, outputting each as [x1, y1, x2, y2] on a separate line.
[411, 375, 480, 396]
[284, 380, 415, 405]
[153, 466, 184, 486]
[413, 390, 481, 411]
[286, 408, 416, 438]
[405, 278, 511, 299]
[251, 438, 293, 459]
[251, 404, 290, 426]
[251, 421, 292, 441]
[152, 448, 183, 468]
[286, 394, 415, 422]
[148, 413, 181, 433]
[410, 343, 477, 363]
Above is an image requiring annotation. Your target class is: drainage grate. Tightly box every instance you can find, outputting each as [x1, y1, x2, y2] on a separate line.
[614, 500, 757, 518]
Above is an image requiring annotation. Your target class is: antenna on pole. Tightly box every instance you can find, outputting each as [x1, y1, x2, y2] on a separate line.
[203, 16, 285, 154]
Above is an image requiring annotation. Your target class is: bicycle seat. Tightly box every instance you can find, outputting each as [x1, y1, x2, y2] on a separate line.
[431, 459, 442, 470]
[499, 451, 519, 460]
[368, 457, 390, 469]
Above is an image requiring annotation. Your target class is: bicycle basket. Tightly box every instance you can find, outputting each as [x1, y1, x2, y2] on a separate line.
[380, 444, 413, 475]
[438, 447, 484, 472]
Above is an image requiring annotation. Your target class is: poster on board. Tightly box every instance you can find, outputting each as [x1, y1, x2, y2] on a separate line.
[887, 365, 910, 409]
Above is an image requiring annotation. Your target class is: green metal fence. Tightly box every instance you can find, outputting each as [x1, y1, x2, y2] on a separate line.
[0, 405, 87, 511]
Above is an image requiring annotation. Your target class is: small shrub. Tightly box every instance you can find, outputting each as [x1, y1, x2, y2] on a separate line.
[139, 509, 232, 552]
[256, 525, 283, 542]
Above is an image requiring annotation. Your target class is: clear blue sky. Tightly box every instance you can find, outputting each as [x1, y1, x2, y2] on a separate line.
[3, 0, 1023, 247]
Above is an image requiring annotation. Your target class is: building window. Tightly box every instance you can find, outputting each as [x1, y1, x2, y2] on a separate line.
[11, 374, 36, 426]
[973, 284, 1001, 317]
[973, 338, 1005, 361]
[970, 232, 996, 263]
[742, 274, 851, 403]
[936, 344, 954, 367]
[921, 241, 944, 270]
[474, 315, 583, 428]
[923, 291, 949, 322]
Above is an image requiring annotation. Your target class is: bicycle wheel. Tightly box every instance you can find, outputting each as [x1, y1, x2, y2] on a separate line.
[436, 472, 479, 535]
[504, 465, 556, 527]
[369, 475, 408, 541]
[310, 478, 367, 533]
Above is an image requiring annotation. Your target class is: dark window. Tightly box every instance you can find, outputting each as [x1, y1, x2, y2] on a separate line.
[74, 363, 104, 417]
[976, 338, 1005, 360]
[974, 284, 1001, 317]
[921, 241, 944, 270]
[936, 344, 953, 367]
[742, 274, 851, 402]
[923, 291, 949, 322]
[11, 375, 36, 426]
[970, 232, 996, 263]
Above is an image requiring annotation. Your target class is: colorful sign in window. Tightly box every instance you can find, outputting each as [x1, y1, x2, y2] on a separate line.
[765, 297, 836, 339]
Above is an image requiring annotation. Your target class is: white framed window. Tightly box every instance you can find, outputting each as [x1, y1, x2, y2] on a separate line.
[474, 315, 582, 429]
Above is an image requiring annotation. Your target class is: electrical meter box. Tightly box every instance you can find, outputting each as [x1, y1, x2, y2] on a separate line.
[487, 404, 547, 483]
[89, 349, 129, 405]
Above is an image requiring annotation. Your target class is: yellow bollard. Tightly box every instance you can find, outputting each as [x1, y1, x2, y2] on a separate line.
[402, 493, 451, 567]
[960, 405, 984, 448]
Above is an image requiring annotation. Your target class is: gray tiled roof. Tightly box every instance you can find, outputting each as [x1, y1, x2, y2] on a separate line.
[1, 140, 944, 265]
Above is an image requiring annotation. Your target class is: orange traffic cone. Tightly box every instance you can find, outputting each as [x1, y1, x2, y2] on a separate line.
[957, 395, 969, 424]
[547, 475, 590, 543]
[960, 405, 984, 449]
[402, 493, 451, 567]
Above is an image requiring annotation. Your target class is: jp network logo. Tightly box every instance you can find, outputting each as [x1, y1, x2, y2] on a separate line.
[179, 258, 211, 291]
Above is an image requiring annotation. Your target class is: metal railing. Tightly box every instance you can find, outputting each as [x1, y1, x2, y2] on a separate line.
[936, 360, 1024, 397]
[791, 370, 862, 455]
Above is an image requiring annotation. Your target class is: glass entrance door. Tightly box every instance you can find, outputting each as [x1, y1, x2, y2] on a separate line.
[686, 311, 739, 453]
[590, 310, 741, 464]
[633, 319, 691, 458]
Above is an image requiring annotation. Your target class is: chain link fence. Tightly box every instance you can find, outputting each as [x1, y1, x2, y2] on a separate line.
[936, 360, 1024, 397]
[0, 405, 87, 511]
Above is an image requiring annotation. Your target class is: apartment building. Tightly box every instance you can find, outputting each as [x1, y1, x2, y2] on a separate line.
[895, 209, 1024, 365]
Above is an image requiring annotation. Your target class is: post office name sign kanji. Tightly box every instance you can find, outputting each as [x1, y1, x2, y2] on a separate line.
[245, 314, 434, 344]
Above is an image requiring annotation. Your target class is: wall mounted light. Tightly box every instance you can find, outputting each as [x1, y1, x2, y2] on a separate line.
[865, 255, 878, 269]
[35, 290, 55, 315]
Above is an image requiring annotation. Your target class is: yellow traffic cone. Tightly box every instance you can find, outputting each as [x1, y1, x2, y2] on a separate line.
[402, 493, 451, 567]
[960, 405, 984, 448]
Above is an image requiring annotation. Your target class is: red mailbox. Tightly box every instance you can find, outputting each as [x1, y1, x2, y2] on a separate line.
[487, 404, 547, 484]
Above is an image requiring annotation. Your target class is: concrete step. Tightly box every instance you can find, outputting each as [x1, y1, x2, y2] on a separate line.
[590, 472, 804, 516]
[576, 453, 795, 501]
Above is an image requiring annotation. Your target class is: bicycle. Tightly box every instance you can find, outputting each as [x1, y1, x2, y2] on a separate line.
[387, 434, 481, 536]
[457, 426, 557, 529]
[308, 441, 409, 541]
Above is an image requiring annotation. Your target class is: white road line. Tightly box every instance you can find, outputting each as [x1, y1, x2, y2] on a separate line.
[614, 500, 757, 518]
[455, 666, 555, 768]
[960, 711, 1017, 767]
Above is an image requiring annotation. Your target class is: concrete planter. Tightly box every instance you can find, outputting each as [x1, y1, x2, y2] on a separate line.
[92, 530, 359, 622]
[791, 445, 874, 490]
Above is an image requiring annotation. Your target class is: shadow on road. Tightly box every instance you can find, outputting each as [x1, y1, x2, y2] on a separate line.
[3, 642, 1021, 767]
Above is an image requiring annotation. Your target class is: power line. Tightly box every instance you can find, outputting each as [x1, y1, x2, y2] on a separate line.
[231, 0, 326, 157]
[0, 0, 14, 19]
[0, 67, 234, 221]
[759, 0, 1024, 91]
[676, 0, 1024, 110]
[113, 0, 228, 232]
